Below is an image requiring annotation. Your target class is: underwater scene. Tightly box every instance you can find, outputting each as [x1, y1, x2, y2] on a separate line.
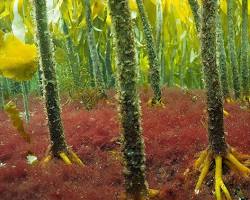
[0, 0, 250, 199]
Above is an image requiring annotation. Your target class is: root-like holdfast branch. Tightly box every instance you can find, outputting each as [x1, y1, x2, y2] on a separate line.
[225, 97, 234, 104]
[241, 96, 250, 109]
[147, 98, 165, 108]
[194, 148, 250, 200]
[42, 146, 84, 166]
[120, 188, 160, 200]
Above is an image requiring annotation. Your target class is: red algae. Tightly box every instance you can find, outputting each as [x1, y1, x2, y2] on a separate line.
[0, 88, 249, 200]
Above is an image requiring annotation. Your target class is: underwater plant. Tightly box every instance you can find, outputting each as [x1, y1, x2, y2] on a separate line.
[136, 0, 162, 105]
[108, 0, 159, 199]
[227, 0, 240, 99]
[105, 27, 115, 88]
[0, 1, 249, 200]
[108, 0, 148, 198]
[62, 19, 81, 88]
[188, 0, 230, 101]
[194, 1, 250, 200]
[33, 0, 83, 165]
[188, 0, 201, 33]
[240, 0, 249, 99]
[84, 0, 106, 97]
[216, 6, 230, 100]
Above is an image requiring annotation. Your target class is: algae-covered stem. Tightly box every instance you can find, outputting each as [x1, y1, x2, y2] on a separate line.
[105, 27, 115, 88]
[33, 0, 83, 165]
[155, 0, 162, 57]
[33, 0, 68, 156]
[62, 19, 81, 88]
[227, 0, 241, 99]
[84, 0, 106, 97]
[216, 6, 230, 99]
[188, 0, 230, 100]
[188, 0, 201, 34]
[193, 1, 250, 199]
[136, 0, 162, 104]
[108, 0, 148, 199]
[241, 0, 249, 98]
[202, 0, 227, 155]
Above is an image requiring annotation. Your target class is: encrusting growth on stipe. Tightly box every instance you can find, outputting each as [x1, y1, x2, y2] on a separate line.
[136, 0, 162, 106]
[33, 0, 83, 166]
[62, 19, 81, 88]
[84, 0, 106, 98]
[227, 0, 241, 99]
[192, 1, 250, 200]
[108, 0, 159, 199]
[188, 0, 201, 34]
[216, 6, 230, 100]
[240, 0, 249, 101]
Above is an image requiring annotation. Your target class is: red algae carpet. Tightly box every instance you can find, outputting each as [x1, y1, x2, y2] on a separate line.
[0, 88, 249, 200]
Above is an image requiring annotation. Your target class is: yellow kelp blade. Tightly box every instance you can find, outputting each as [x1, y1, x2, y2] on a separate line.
[0, 30, 4, 46]
[18, 0, 24, 17]
[0, 34, 37, 81]
[129, 0, 137, 11]
[4, 101, 31, 143]
[92, 0, 105, 19]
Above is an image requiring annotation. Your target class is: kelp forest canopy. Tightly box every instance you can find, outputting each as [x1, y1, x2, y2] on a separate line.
[0, 0, 249, 94]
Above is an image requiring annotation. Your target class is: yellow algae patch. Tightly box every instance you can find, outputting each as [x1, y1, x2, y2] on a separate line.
[0, 34, 38, 81]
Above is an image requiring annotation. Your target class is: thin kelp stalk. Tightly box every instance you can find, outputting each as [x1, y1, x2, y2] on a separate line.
[136, 0, 162, 105]
[33, 0, 83, 165]
[84, 0, 106, 97]
[105, 27, 115, 88]
[109, 0, 152, 199]
[62, 20, 81, 87]
[227, 0, 240, 99]
[156, 0, 164, 86]
[241, 0, 249, 98]
[0, 77, 4, 110]
[161, 36, 167, 85]
[98, 49, 108, 87]
[155, 0, 162, 55]
[179, 38, 187, 87]
[160, 8, 167, 86]
[87, 47, 95, 88]
[188, 0, 201, 33]
[193, 1, 250, 199]
[216, 7, 229, 99]
[21, 81, 30, 123]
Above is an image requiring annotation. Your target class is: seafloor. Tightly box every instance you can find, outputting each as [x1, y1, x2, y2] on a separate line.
[0, 88, 249, 200]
